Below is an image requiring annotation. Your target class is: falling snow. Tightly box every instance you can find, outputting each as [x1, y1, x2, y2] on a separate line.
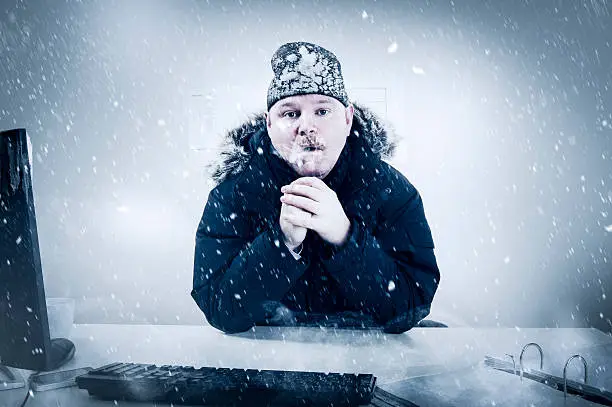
[411, 66, 425, 75]
[0, 4, 609, 394]
[387, 42, 398, 53]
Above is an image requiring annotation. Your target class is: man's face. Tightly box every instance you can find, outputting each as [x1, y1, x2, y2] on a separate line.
[266, 94, 354, 179]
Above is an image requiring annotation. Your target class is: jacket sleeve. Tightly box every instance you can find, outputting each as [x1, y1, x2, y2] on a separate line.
[322, 178, 440, 333]
[191, 185, 310, 334]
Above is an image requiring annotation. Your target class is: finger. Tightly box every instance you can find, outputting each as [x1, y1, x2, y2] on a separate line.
[280, 184, 323, 202]
[280, 202, 288, 215]
[283, 213, 314, 229]
[280, 205, 311, 222]
[291, 177, 329, 191]
[281, 202, 311, 217]
[280, 194, 320, 214]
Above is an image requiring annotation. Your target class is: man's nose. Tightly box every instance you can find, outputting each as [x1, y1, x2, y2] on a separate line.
[297, 113, 317, 135]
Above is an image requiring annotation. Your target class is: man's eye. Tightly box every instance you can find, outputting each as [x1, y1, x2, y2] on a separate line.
[317, 109, 329, 116]
[283, 111, 298, 118]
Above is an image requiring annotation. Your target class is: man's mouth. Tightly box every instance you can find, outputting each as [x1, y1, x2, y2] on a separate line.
[297, 135, 325, 152]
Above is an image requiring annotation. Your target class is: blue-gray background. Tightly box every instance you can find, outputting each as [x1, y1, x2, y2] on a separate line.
[1, 0, 610, 332]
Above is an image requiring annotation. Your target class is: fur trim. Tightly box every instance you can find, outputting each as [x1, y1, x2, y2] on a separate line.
[207, 103, 399, 184]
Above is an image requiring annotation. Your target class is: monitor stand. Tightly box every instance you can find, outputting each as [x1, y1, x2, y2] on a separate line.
[46, 338, 76, 370]
[0, 338, 75, 391]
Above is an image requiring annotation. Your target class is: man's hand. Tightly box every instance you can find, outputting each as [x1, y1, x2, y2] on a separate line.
[280, 177, 351, 246]
[279, 201, 308, 251]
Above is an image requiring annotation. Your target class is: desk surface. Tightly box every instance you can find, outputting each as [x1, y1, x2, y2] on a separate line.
[1, 324, 611, 407]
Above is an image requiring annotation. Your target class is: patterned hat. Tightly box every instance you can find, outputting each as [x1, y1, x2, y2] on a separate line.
[266, 42, 349, 110]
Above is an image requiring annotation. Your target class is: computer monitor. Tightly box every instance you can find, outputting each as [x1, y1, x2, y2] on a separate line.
[0, 128, 75, 381]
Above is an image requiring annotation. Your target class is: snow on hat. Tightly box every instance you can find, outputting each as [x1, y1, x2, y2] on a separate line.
[266, 42, 349, 110]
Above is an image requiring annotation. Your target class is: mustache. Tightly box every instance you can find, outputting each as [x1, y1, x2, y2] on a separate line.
[271, 138, 327, 161]
[296, 135, 326, 150]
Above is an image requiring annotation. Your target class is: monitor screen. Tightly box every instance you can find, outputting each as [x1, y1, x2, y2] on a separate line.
[0, 128, 53, 371]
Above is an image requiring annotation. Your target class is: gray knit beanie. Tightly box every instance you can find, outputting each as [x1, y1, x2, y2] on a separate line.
[266, 42, 349, 110]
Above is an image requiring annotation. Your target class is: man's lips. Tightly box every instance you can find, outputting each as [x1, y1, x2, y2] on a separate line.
[302, 145, 324, 152]
[297, 135, 325, 152]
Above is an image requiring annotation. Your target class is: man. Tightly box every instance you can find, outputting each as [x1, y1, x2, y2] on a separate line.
[191, 42, 440, 334]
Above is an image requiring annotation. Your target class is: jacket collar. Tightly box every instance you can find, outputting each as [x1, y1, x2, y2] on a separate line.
[208, 103, 398, 188]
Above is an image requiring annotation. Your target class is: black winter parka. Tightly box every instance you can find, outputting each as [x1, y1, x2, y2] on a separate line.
[192, 105, 440, 334]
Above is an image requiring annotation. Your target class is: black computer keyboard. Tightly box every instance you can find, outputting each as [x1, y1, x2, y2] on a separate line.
[76, 362, 378, 406]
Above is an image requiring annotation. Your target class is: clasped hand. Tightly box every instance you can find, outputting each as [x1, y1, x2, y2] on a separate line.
[279, 177, 351, 248]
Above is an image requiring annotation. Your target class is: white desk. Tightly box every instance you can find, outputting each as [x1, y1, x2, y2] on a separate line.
[1, 324, 611, 406]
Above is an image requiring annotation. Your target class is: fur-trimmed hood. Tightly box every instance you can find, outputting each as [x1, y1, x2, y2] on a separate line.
[209, 103, 398, 185]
